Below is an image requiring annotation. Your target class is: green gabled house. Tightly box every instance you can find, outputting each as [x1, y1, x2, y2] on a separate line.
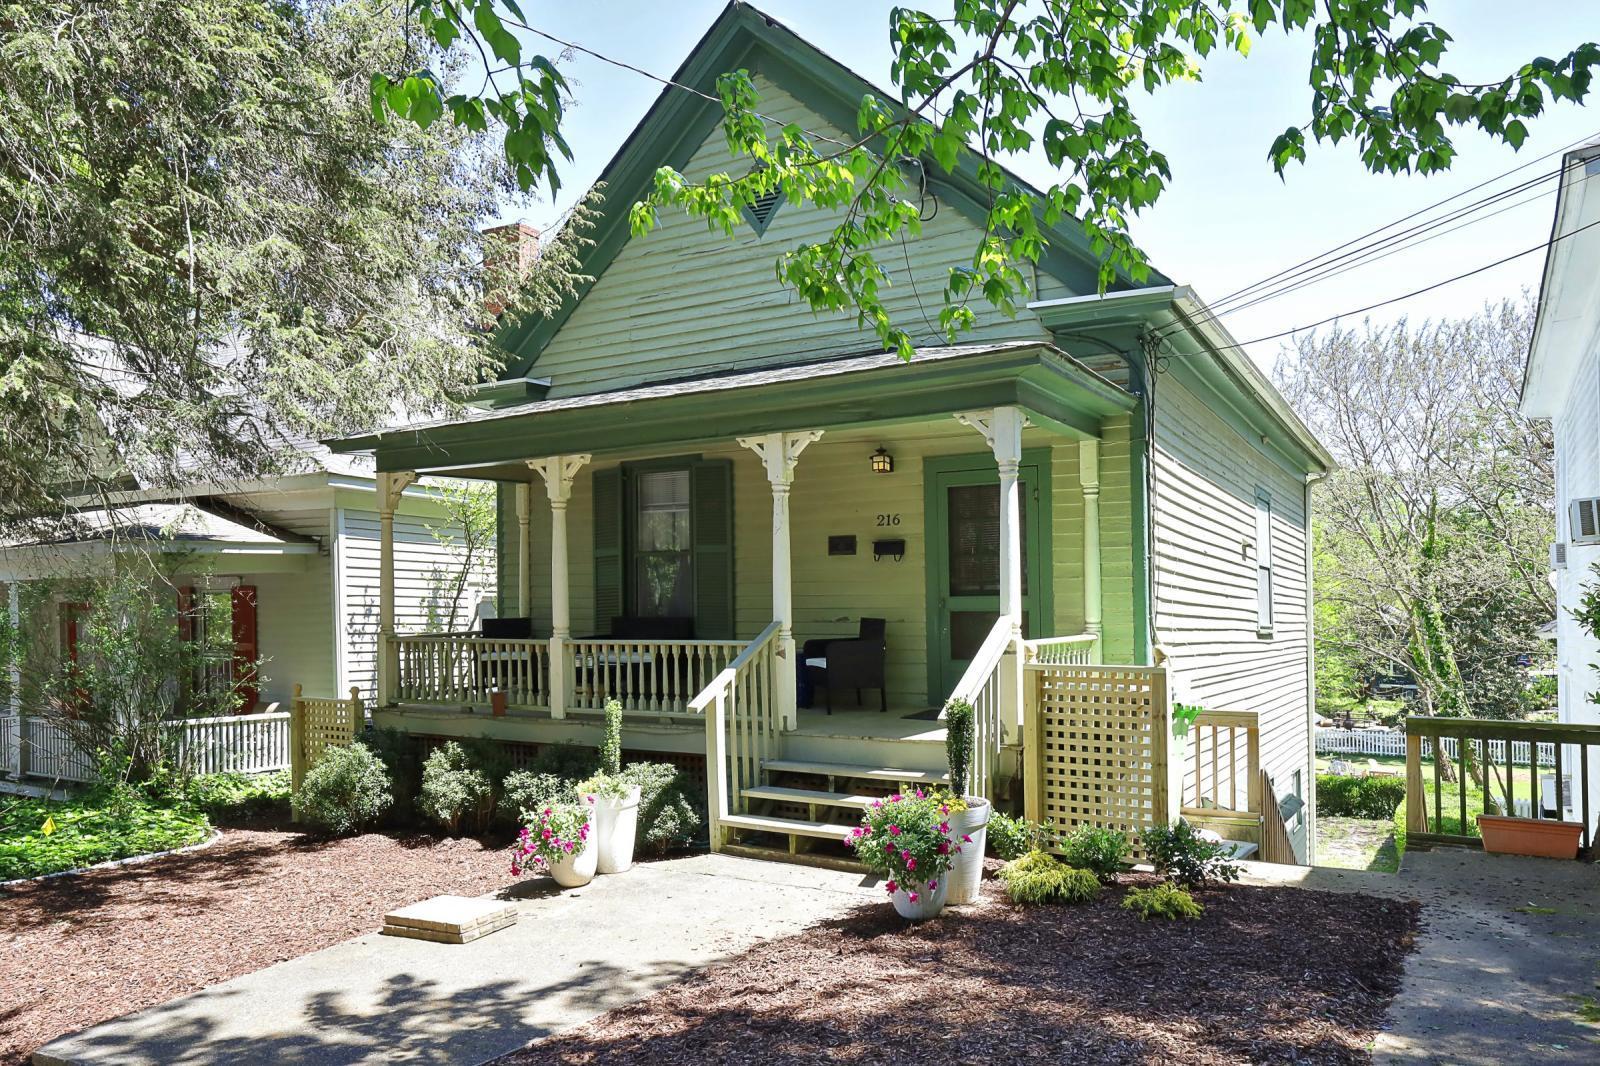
[331, 2, 1331, 865]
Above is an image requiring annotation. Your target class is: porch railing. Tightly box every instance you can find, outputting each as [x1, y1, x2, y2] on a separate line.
[392, 633, 549, 707]
[1405, 715, 1600, 853]
[946, 617, 1015, 800]
[1022, 633, 1099, 665]
[566, 638, 743, 716]
[691, 620, 781, 849]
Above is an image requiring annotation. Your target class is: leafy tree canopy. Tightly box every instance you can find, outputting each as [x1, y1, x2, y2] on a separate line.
[378, 1, 1598, 357]
[0, 0, 589, 532]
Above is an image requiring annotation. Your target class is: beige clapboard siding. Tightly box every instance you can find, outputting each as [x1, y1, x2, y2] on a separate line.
[497, 418, 1125, 709]
[532, 76, 1057, 398]
[1151, 373, 1311, 849]
[339, 508, 492, 697]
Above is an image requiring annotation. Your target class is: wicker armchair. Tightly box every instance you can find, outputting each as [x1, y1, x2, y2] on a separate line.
[801, 617, 887, 714]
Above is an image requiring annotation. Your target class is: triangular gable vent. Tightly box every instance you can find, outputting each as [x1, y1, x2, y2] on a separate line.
[741, 189, 783, 237]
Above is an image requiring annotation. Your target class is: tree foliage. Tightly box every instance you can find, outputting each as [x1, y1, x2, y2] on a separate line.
[0, 1, 591, 532]
[380, 1, 1598, 357]
[1276, 296, 1553, 722]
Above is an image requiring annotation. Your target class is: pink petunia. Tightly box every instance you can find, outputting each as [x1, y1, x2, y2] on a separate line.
[885, 880, 898, 893]
[908, 892, 919, 903]
[961, 834, 972, 843]
[928, 879, 937, 890]
[937, 841, 949, 854]
[906, 857, 917, 871]
[938, 821, 950, 833]
[888, 824, 901, 836]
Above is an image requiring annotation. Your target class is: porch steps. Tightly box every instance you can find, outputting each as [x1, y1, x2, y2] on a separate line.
[741, 785, 876, 810]
[759, 758, 950, 785]
[718, 813, 853, 841]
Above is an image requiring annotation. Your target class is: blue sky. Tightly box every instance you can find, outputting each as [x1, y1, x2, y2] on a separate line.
[496, 1, 1600, 370]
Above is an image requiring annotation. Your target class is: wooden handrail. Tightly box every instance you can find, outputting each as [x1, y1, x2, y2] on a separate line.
[689, 620, 781, 713]
[949, 617, 1013, 704]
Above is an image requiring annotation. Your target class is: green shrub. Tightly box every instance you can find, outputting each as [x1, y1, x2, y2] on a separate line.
[986, 810, 1032, 861]
[497, 769, 576, 826]
[182, 771, 291, 825]
[1316, 773, 1406, 819]
[944, 698, 973, 797]
[0, 791, 211, 880]
[528, 742, 601, 781]
[1056, 824, 1130, 883]
[998, 850, 1101, 905]
[419, 741, 493, 835]
[599, 698, 623, 775]
[623, 761, 705, 853]
[1141, 820, 1241, 888]
[1122, 882, 1204, 921]
[362, 726, 425, 821]
[297, 742, 393, 835]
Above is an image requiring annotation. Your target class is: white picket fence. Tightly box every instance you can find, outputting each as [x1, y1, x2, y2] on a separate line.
[0, 712, 291, 783]
[1316, 727, 1558, 768]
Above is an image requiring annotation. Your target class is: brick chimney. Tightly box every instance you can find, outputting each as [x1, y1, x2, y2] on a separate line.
[481, 222, 540, 320]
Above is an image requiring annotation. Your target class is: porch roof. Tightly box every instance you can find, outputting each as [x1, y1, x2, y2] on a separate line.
[328, 341, 1135, 475]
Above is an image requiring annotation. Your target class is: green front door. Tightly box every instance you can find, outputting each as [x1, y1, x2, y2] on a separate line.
[925, 452, 1050, 701]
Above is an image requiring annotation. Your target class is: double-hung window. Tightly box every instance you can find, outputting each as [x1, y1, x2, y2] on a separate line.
[632, 469, 693, 618]
[1255, 489, 1274, 637]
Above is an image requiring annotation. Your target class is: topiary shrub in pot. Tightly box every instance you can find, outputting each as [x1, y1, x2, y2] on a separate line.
[940, 697, 991, 904]
[848, 790, 961, 919]
[577, 699, 641, 873]
[509, 797, 597, 888]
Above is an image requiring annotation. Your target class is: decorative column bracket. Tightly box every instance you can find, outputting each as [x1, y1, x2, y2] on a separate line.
[380, 470, 419, 512]
[738, 430, 824, 486]
[528, 454, 592, 503]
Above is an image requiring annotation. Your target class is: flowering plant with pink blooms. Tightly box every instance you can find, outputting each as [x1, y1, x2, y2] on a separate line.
[509, 798, 592, 877]
[846, 790, 963, 903]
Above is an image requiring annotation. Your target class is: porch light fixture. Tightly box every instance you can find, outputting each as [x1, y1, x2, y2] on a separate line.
[871, 447, 894, 474]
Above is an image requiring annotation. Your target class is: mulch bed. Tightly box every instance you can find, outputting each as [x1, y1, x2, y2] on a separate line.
[496, 869, 1420, 1066]
[0, 828, 510, 1065]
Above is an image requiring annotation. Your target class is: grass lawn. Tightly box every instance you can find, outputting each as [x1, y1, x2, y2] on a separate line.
[1317, 815, 1401, 873]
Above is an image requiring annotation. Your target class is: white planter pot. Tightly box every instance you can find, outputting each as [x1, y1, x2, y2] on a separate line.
[891, 876, 950, 920]
[945, 797, 991, 905]
[546, 808, 597, 888]
[590, 784, 642, 874]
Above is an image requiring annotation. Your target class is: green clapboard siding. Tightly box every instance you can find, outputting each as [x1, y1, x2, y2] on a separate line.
[525, 75, 1056, 398]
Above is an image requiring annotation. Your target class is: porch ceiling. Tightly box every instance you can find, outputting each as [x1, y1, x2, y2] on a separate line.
[329, 342, 1135, 475]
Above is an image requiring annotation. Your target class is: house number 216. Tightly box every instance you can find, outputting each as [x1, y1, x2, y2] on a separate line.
[875, 513, 901, 527]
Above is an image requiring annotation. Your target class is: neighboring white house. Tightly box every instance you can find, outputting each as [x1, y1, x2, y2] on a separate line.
[1521, 137, 1600, 811]
[0, 448, 493, 716]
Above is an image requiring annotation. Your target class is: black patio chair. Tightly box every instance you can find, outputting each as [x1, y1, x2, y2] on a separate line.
[802, 617, 887, 714]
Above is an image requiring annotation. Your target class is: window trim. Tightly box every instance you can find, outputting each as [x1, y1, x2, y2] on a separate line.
[1255, 488, 1274, 639]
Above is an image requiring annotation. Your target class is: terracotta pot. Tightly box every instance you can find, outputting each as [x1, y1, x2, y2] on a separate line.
[891, 876, 949, 920]
[490, 690, 508, 717]
[944, 797, 991, 905]
[1477, 814, 1582, 860]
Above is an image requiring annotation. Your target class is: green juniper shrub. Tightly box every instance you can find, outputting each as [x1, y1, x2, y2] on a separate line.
[182, 771, 291, 826]
[1122, 882, 1204, 921]
[1315, 773, 1406, 819]
[497, 770, 576, 827]
[997, 850, 1100, 905]
[419, 741, 494, 835]
[297, 742, 393, 835]
[361, 726, 426, 823]
[943, 698, 973, 798]
[1141, 820, 1242, 889]
[1056, 823, 1131, 884]
[623, 761, 705, 854]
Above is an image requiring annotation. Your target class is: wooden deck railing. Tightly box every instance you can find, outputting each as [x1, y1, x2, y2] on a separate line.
[948, 617, 1016, 800]
[1404, 716, 1600, 852]
[1022, 633, 1098, 665]
[691, 621, 782, 849]
[1181, 709, 1299, 864]
[392, 633, 549, 707]
[565, 638, 743, 716]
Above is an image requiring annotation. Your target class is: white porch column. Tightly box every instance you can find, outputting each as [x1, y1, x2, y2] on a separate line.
[739, 430, 824, 731]
[529, 455, 590, 719]
[957, 407, 1027, 737]
[7, 582, 20, 715]
[377, 471, 418, 707]
[1079, 439, 1103, 660]
[515, 482, 532, 616]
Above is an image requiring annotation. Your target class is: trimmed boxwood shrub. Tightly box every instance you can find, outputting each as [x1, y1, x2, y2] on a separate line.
[1316, 773, 1406, 819]
[1057, 824, 1130, 883]
[497, 769, 576, 826]
[986, 810, 1032, 861]
[297, 742, 393, 835]
[419, 741, 494, 835]
[623, 761, 705, 853]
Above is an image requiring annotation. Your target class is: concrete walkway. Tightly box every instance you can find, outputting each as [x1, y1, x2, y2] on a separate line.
[1241, 849, 1600, 1064]
[35, 854, 876, 1066]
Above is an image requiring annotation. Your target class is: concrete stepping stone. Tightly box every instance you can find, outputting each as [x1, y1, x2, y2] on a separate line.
[381, 894, 517, 944]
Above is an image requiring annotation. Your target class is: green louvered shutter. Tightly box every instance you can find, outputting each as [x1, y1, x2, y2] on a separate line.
[691, 459, 735, 639]
[592, 466, 624, 629]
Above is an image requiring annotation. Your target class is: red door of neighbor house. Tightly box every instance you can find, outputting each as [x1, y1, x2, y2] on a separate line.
[58, 602, 89, 718]
[231, 585, 258, 712]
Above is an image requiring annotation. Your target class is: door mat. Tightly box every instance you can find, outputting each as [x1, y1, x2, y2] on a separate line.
[901, 707, 943, 721]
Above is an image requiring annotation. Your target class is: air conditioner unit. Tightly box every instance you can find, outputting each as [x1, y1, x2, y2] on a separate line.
[1570, 498, 1600, 544]
[1552, 542, 1569, 570]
